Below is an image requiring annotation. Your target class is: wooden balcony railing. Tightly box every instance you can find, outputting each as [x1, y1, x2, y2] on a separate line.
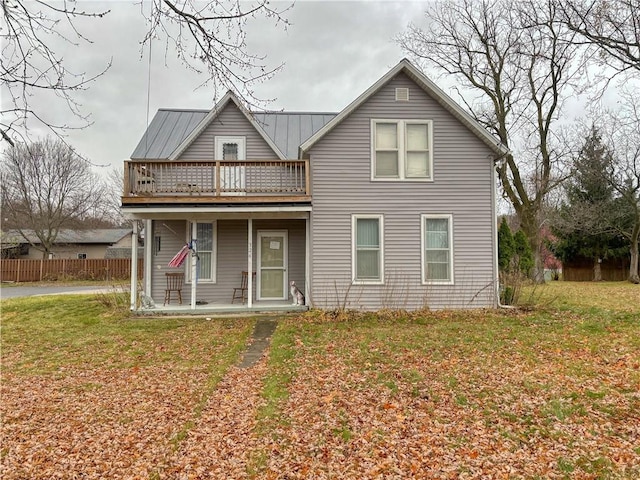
[122, 160, 310, 204]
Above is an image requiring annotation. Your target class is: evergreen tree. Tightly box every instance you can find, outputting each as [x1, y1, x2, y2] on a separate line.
[498, 218, 515, 273]
[514, 230, 534, 276]
[551, 127, 628, 280]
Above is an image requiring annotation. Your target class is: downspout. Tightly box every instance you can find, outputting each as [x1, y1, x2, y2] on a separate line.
[492, 153, 516, 309]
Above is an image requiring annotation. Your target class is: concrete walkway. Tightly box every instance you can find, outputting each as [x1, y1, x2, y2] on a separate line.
[238, 318, 278, 368]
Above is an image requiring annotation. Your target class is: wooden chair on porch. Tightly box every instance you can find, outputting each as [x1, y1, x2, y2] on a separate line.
[231, 271, 255, 304]
[164, 272, 184, 305]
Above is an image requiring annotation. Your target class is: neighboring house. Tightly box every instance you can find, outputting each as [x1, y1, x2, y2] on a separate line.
[1, 229, 133, 259]
[122, 59, 508, 312]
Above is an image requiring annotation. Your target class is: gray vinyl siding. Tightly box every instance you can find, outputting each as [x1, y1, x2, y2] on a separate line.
[308, 72, 497, 310]
[179, 104, 279, 160]
[150, 219, 305, 305]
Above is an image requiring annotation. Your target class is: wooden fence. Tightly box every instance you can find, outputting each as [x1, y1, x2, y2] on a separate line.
[563, 256, 629, 282]
[0, 258, 143, 283]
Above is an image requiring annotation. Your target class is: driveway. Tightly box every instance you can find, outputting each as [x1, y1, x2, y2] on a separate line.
[0, 285, 118, 300]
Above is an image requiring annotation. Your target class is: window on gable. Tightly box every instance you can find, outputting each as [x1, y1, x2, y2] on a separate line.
[421, 214, 453, 284]
[222, 142, 239, 160]
[352, 215, 384, 284]
[372, 120, 432, 181]
[186, 221, 217, 283]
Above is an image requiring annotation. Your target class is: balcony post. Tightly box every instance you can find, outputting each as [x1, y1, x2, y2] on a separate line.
[123, 161, 130, 196]
[305, 159, 310, 195]
[215, 161, 221, 196]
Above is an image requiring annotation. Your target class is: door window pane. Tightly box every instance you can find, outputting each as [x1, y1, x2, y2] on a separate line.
[260, 270, 283, 298]
[260, 236, 284, 267]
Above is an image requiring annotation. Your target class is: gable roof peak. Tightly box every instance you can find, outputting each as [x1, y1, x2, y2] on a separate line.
[300, 58, 509, 157]
[168, 90, 287, 160]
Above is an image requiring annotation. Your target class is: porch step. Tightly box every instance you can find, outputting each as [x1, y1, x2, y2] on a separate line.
[238, 318, 278, 369]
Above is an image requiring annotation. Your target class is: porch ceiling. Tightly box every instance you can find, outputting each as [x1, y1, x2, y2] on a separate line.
[122, 206, 311, 220]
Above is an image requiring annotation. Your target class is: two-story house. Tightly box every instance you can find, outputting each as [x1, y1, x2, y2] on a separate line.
[121, 59, 508, 313]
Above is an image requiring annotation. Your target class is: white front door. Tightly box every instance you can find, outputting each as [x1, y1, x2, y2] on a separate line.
[214, 136, 246, 195]
[257, 230, 288, 300]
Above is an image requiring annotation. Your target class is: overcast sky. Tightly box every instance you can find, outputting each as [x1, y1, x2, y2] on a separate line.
[18, 1, 434, 173]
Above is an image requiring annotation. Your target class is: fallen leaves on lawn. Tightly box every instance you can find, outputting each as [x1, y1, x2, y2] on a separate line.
[2, 308, 639, 479]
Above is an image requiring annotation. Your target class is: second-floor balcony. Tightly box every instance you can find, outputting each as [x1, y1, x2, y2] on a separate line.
[122, 160, 310, 205]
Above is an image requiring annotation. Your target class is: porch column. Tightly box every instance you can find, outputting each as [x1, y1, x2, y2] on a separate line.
[190, 221, 197, 309]
[144, 219, 152, 296]
[130, 221, 138, 311]
[247, 218, 253, 308]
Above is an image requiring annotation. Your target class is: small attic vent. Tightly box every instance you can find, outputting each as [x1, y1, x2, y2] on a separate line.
[395, 87, 409, 101]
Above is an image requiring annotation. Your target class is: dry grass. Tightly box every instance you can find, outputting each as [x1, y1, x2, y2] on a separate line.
[528, 281, 639, 313]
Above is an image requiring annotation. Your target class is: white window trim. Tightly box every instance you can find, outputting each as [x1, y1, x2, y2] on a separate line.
[421, 214, 454, 285]
[351, 214, 384, 285]
[214, 136, 246, 160]
[371, 119, 433, 182]
[185, 220, 217, 284]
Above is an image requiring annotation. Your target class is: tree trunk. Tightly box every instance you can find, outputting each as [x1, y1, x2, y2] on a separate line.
[519, 212, 545, 284]
[593, 258, 602, 282]
[629, 225, 640, 284]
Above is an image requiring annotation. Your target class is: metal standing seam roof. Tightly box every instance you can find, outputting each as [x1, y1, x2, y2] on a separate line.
[131, 109, 337, 160]
[3, 229, 133, 245]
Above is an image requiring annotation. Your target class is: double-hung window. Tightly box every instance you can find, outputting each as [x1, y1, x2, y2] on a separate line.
[186, 221, 217, 283]
[352, 215, 384, 284]
[372, 120, 432, 180]
[421, 214, 453, 284]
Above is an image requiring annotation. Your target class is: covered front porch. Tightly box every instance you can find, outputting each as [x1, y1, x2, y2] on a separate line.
[126, 208, 310, 314]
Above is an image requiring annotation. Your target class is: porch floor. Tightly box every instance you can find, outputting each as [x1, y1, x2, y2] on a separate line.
[137, 300, 308, 316]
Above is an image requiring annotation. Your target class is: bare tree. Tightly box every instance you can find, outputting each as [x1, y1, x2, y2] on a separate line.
[397, 0, 584, 281]
[559, 0, 640, 76]
[599, 92, 640, 283]
[0, 137, 108, 258]
[1, 1, 111, 145]
[1, 0, 290, 145]
[105, 166, 128, 227]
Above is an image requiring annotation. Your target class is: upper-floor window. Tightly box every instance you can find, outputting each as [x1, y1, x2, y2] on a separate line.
[371, 120, 432, 181]
[215, 136, 245, 160]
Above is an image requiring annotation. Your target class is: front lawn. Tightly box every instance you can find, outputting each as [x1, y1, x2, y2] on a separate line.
[1, 282, 638, 478]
